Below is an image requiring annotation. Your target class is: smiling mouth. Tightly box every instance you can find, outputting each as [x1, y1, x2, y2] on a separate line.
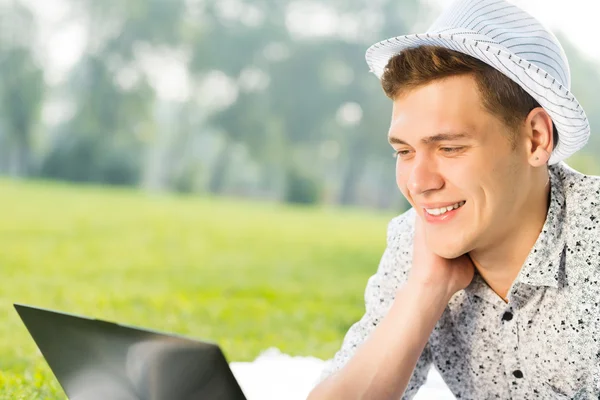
[424, 201, 466, 216]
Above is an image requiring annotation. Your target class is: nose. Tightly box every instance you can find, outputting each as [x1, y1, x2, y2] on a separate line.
[405, 153, 444, 196]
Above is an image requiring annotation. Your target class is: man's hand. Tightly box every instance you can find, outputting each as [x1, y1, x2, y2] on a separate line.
[308, 214, 475, 400]
[408, 215, 475, 299]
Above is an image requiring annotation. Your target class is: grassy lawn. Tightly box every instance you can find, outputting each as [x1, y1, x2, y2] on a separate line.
[0, 179, 398, 399]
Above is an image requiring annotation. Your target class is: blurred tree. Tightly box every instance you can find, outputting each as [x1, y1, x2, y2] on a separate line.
[41, 55, 152, 184]
[0, 48, 44, 177]
[6, 0, 600, 210]
[40, 0, 186, 185]
[0, 3, 44, 177]
[189, 0, 423, 206]
[186, 0, 290, 195]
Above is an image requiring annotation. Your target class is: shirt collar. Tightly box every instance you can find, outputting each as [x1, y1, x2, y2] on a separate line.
[465, 269, 507, 307]
[514, 164, 567, 289]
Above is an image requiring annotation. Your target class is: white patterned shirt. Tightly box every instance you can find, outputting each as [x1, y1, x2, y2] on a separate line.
[319, 162, 600, 399]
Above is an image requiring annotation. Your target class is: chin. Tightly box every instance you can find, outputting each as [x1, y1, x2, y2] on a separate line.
[427, 236, 470, 259]
[433, 248, 467, 259]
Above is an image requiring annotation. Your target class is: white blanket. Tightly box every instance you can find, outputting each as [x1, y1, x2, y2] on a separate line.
[230, 348, 456, 400]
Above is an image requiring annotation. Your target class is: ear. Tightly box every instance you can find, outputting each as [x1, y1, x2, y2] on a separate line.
[524, 107, 553, 166]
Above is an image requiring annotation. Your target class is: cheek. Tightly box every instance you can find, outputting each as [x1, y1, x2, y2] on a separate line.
[395, 161, 414, 204]
[395, 159, 407, 189]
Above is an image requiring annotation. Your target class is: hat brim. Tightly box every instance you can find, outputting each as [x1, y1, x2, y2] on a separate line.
[365, 32, 590, 165]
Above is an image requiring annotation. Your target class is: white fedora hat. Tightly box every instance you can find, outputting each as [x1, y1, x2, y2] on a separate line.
[365, 0, 589, 165]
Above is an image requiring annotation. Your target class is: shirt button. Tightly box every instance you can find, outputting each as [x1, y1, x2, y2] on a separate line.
[502, 312, 513, 321]
[513, 370, 524, 378]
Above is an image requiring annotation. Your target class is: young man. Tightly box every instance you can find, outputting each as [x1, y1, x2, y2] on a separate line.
[308, 0, 600, 399]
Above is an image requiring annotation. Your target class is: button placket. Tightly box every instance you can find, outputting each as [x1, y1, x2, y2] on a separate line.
[500, 306, 527, 398]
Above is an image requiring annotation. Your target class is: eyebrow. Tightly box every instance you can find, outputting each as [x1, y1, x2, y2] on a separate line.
[388, 132, 472, 146]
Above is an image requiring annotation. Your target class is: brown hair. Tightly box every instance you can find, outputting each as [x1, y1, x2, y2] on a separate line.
[381, 46, 558, 148]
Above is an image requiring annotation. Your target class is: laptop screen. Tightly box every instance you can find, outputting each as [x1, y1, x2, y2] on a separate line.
[14, 304, 248, 400]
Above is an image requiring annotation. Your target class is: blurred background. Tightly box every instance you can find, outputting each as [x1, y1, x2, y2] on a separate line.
[1, 0, 600, 202]
[1, 0, 599, 398]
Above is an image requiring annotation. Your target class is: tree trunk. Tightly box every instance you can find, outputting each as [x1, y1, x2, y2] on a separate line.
[338, 132, 367, 206]
[9, 135, 30, 177]
[207, 138, 232, 194]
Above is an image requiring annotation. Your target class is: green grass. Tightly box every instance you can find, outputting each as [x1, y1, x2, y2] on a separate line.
[0, 179, 397, 399]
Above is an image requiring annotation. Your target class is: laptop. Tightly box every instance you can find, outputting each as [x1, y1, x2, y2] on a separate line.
[14, 304, 248, 400]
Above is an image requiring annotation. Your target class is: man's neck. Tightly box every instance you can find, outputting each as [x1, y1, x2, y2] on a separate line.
[469, 180, 551, 302]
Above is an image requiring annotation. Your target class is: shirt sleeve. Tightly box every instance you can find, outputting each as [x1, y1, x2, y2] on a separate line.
[316, 210, 432, 399]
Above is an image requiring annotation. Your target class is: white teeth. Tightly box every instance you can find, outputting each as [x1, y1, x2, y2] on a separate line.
[425, 201, 465, 216]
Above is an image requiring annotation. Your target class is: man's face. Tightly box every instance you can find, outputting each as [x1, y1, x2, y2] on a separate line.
[389, 74, 533, 259]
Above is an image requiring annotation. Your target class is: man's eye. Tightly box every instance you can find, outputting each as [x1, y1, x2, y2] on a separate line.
[393, 150, 411, 158]
[440, 147, 463, 153]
